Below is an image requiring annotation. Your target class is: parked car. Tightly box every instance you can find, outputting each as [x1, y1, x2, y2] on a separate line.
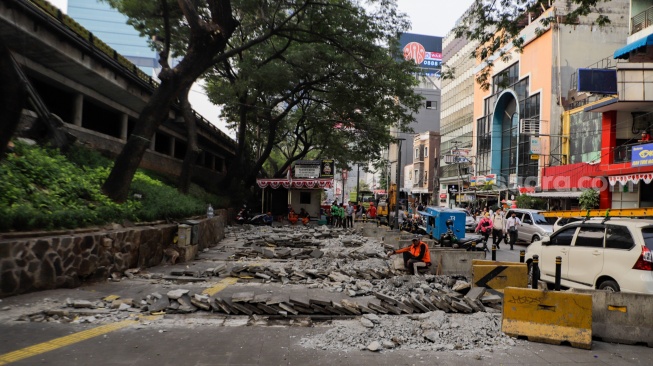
[525, 219, 653, 293]
[452, 208, 476, 232]
[506, 208, 554, 243]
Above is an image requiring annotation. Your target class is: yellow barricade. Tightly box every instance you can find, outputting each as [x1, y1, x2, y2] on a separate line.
[472, 264, 528, 292]
[502, 287, 593, 349]
[472, 259, 525, 266]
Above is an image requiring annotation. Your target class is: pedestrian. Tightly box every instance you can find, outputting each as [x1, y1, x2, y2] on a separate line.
[346, 202, 354, 228]
[491, 208, 506, 249]
[368, 202, 377, 221]
[506, 212, 522, 250]
[331, 201, 339, 227]
[338, 203, 346, 228]
[475, 213, 493, 250]
[299, 208, 310, 226]
[387, 236, 431, 275]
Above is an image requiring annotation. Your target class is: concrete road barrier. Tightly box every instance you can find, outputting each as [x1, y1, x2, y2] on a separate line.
[572, 289, 653, 347]
[502, 287, 592, 350]
[429, 249, 486, 276]
[360, 224, 387, 238]
[472, 264, 528, 293]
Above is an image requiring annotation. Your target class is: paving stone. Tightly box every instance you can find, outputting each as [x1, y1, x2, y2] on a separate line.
[256, 303, 279, 315]
[232, 292, 255, 303]
[190, 298, 211, 311]
[149, 295, 170, 313]
[360, 317, 374, 328]
[278, 302, 299, 315]
[289, 297, 310, 308]
[452, 300, 473, 313]
[310, 249, 324, 258]
[72, 300, 94, 309]
[167, 289, 190, 300]
[465, 287, 486, 301]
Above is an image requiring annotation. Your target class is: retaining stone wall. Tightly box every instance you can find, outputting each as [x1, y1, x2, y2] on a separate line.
[0, 211, 226, 298]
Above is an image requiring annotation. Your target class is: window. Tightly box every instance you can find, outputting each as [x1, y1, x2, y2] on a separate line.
[415, 148, 419, 159]
[550, 227, 576, 246]
[606, 226, 635, 250]
[424, 171, 428, 184]
[414, 170, 419, 184]
[300, 192, 311, 204]
[424, 147, 428, 157]
[574, 227, 605, 248]
[426, 101, 437, 110]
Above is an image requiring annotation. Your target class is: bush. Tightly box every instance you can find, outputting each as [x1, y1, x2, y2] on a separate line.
[0, 141, 228, 232]
[516, 194, 547, 210]
[579, 189, 599, 210]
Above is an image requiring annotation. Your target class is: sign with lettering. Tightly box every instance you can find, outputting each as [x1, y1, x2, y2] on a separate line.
[632, 143, 653, 167]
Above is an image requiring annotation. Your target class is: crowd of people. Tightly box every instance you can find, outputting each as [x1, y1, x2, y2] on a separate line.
[472, 207, 521, 250]
[324, 201, 377, 228]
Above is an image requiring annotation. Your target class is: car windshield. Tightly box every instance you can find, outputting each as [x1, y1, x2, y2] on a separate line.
[641, 227, 653, 251]
[532, 213, 550, 225]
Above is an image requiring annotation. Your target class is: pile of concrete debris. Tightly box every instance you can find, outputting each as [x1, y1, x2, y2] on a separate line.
[17, 296, 141, 324]
[227, 225, 361, 247]
[300, 311, 518, 352]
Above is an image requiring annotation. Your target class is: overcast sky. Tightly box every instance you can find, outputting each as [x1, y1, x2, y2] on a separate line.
[46, 0, 475, 135]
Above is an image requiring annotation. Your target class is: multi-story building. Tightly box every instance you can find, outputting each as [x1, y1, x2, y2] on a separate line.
[471, 0, 629, 208]
[389, 34, 442, 201]
[410, 131, 441, 204]
[439, 7, 478, 208]
[558, 0, 653, 209]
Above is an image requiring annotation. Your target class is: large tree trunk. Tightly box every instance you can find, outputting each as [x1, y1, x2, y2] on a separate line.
[0, 43, 27, 160]
[178, 86, 199, 194]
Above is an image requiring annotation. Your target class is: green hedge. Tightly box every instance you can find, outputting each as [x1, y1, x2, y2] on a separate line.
[0, 141, 227, 232]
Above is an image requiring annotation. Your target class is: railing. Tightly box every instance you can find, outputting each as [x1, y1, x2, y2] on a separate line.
[20, 0, 234, 146]
[632, 6, 653, 35]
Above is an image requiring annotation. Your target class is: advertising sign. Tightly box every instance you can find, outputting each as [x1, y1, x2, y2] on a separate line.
[398, 33, 442, 77]
[470, 174, 496, 187]
[632, 143, 653, 167]
[530, 137, 541, 154]
[320, 159, 335, 177]
[294, 164, 320, 178]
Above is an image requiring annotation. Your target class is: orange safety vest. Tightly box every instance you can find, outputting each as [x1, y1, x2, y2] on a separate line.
[395, 241, 431, 264]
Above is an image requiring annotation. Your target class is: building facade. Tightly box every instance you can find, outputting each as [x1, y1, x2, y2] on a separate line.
[411, 131, 441, 205]
[471, 1, 629, 208]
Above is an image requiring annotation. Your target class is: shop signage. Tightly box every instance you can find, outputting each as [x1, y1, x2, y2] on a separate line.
[632, 143, 653, 167]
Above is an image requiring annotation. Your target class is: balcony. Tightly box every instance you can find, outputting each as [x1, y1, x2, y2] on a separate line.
[614, 140, 653, 163]
[632, 6, 653, 35]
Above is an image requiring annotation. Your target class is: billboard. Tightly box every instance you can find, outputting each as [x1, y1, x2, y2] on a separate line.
[577, 69, 617, 94]
[398, 33, 442, 77]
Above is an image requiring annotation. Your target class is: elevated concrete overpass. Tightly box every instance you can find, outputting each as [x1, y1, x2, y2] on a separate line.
[0, 0, 236, 187]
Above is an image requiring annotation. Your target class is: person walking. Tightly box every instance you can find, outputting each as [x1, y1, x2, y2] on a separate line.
[346, 202, 354, 228]
[491, 208, 506, 249]
[475, 213, 493, 250]
[506, 212, 522, 250]
[330, 202, 339, 227]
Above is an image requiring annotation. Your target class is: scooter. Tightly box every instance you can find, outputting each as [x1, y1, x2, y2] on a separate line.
[439, 219, 482, 251]
[235, 207, 252, 224]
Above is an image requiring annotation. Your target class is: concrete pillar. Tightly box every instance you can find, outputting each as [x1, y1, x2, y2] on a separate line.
[150, 133, 156, 151]
[169, 136, 175, 157]
[120, 114, 128, 141]
[72, 94, 83, 126]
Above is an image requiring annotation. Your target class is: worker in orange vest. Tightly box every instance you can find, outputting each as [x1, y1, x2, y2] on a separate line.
[387, 237, 431, 275]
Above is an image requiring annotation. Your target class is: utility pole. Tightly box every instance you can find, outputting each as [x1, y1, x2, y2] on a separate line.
[356, 163, 361, 205]
[394, 138, 405, 231]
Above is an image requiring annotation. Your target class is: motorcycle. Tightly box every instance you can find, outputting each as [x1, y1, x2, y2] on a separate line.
[235, 207, 252, 225]
[439, 219, 482, 251]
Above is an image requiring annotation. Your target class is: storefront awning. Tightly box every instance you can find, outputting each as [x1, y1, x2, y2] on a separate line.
[614, 34, 653, 59]
[256, 178, 333, 190]
[528, 191, 582, 199]
[608, 173, 653, 186]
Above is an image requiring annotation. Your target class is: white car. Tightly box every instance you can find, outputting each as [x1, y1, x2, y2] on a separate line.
[452, 208, 476, 232]
[525, 219, 653, 294]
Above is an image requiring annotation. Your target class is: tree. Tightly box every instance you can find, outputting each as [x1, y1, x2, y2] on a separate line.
[100, 0, 331, 202]
[516, 194, 546, 210]
[452, 0, 612, 90]
[206, 0, 421, 191]
[579, 189, 599, 210]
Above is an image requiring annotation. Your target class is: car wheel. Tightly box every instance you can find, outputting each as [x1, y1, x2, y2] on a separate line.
[598, 280, 620, 292]
[531, 235, 540, 243]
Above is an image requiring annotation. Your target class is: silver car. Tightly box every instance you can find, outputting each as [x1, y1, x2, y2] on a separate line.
[452, 208, 476, 232]
[506, 209, 554, 243]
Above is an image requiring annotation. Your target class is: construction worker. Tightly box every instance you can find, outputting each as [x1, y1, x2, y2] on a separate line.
[299, 208, 310, 226]
[387, 237, 431, 275]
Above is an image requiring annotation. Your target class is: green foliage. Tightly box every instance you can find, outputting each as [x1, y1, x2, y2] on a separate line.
[579, 189, 600, 210]
[516, 194, 547, 210]
[0, 142, 226, 232]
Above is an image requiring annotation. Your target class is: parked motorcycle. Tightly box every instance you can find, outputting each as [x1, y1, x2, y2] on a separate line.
[439, 219, 482, 251]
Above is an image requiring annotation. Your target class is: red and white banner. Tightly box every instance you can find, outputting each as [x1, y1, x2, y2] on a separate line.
[256, 178, 333, 190]
[608, 173, 653, 186]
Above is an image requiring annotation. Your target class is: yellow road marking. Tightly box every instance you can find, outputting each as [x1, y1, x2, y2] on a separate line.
[0, 319, 137, 365]
[202, 277, 238, 296]
[0, 275, 238, 365]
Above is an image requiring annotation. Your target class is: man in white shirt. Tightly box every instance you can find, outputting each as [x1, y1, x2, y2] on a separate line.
[506, 212, 522, 250]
